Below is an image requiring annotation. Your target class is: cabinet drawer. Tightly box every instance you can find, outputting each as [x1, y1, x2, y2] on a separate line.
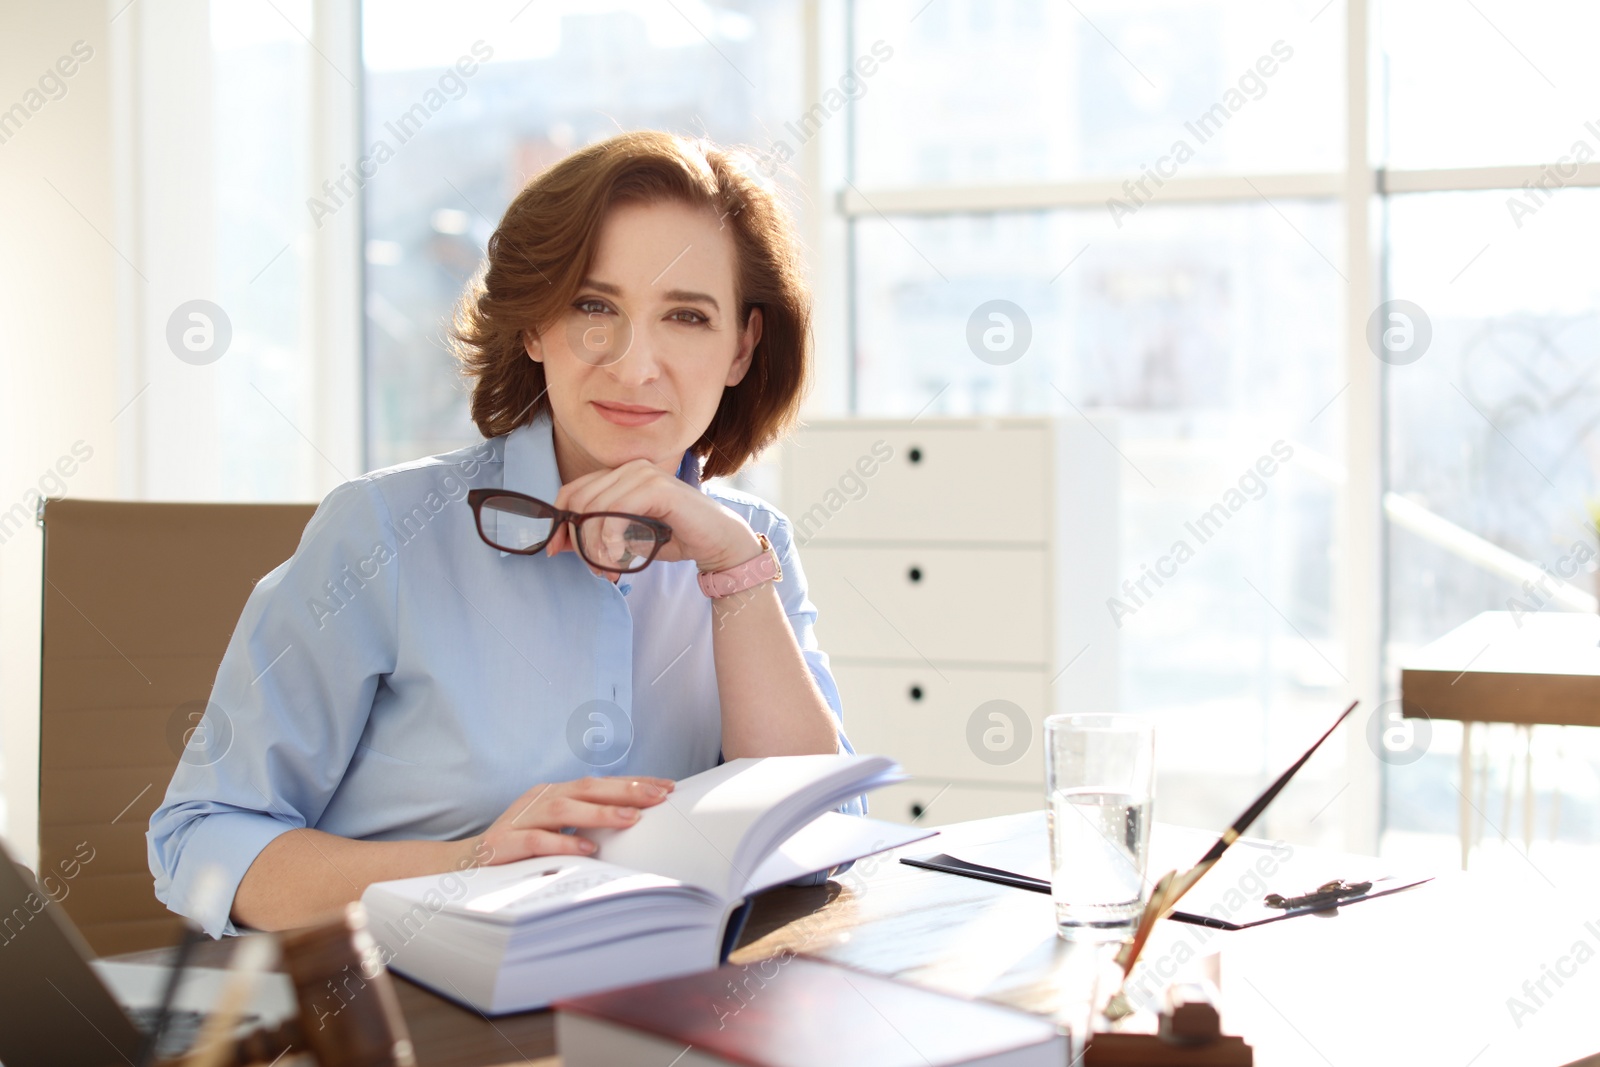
[806, 545, 1048, 665]
[866, 781, 1043, 827]
[780, 425, 1047, 545]
[836, 662, 1049, 783]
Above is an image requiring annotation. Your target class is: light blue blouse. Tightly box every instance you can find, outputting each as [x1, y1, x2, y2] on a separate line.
[147, 411, 863, 937]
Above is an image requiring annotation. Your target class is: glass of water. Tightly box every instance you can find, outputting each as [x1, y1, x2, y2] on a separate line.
[1045, 713, 1155, 939]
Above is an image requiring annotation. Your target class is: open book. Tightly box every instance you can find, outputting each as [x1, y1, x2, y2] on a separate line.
[360, 754, 935, 1014]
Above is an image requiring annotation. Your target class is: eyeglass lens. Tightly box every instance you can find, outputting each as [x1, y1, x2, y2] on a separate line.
[576, 514, 662, 573]
[478, 495, 662, 573]
[480, 494, 555, 552]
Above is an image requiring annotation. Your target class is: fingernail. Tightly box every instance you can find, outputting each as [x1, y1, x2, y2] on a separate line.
[616, 806, 640, 820]
[579, 839, 595, 851]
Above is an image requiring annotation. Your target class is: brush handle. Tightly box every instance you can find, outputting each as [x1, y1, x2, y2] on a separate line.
[136, 924, 204, 1067]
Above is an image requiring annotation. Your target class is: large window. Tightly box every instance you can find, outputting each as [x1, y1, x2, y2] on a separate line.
[851, 198, 1350, 841]
[851, 0, 1344, 184]
[205, 2, 319, 499]
[1382, 194, 1600, 875]
[362, 0, 802, 470]
[359, 0, 1600, 864]
[1375, 3, 1600, 878]
[842, 0, 1360, 846]
[1382, 0, 1600, 169]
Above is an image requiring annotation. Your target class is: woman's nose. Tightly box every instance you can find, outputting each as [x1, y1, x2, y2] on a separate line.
[605, 323, 662, 384]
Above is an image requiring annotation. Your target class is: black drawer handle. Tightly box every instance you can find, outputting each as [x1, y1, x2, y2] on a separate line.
[907, 446, 923, 464]
[908, 685, 923, 702]
[907, 566, 922, 583]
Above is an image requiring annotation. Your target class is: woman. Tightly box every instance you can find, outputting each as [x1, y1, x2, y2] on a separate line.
[148, 130, 862, 937]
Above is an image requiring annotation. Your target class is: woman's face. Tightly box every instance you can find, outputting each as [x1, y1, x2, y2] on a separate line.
[524, 197, 763, 482]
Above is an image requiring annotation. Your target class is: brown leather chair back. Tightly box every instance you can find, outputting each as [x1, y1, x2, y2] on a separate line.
[39, 498, 316, 955]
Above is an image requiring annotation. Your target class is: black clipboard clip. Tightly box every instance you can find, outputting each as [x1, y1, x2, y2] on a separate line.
[1263, 878, 1373, 911]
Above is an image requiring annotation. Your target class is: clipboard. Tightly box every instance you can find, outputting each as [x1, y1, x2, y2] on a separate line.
[900, 818, 1432, 930]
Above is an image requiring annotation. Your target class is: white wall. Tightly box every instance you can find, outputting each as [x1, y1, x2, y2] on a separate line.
[0, 2, 123, 870]
[0, 0, 360, 869]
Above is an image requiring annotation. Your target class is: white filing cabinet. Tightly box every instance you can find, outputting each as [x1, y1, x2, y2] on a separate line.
[778, 418, 1120, 826]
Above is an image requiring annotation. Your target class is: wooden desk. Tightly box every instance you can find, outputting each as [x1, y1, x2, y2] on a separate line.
[116, 813, 1600, 1067]
[1401, 611, 1600, 727]
[1401, 610, 1600, 866]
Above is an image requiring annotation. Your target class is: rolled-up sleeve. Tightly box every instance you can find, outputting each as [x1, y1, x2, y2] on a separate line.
[147, 479, 399, 937]
[763, 511, 868, 821]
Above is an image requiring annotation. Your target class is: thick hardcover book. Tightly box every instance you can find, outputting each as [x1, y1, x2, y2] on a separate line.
[360, 754, 934, 1013]
[555, 955, 1069, 1067]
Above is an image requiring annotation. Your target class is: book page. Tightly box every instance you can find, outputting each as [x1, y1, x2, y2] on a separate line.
[362, 854, 716, 925]
[579, 754, 901, 898]
[742, 812, 938, 895]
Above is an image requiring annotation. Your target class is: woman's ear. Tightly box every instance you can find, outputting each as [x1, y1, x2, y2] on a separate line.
[725, 307, 762, 388]
[523, 329, 544, 364]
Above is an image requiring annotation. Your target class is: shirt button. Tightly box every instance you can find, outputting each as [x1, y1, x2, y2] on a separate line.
[619, 582, 632, 596]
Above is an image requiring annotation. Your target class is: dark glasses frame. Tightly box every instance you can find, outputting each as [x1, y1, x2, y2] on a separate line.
[467, 488, 673, 574]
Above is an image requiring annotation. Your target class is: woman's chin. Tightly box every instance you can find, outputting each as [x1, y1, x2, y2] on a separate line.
[582, 429, 679, 471]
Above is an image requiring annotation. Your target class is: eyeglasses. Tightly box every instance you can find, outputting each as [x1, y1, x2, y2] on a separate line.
[467, 488, 672, 574]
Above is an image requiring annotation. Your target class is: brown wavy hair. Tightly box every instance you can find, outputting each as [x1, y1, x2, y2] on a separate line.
[451, 130, 812, 480]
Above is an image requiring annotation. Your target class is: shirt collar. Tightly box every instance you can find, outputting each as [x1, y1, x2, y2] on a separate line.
[674, 443, 704, 489]
[501, 409, 563, 503]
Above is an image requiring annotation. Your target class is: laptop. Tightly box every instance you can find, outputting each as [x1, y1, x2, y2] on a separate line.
[0, 837, 296, 1066]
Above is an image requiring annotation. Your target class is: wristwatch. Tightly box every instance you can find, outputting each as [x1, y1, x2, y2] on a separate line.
[698, 533, 782, 598]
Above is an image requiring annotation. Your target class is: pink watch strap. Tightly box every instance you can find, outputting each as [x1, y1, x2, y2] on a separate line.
[698, 533, 782, 598]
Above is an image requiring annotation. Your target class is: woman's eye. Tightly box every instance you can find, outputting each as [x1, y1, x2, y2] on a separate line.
[574, 298, 612, 315]
[669, 309, 709, 325]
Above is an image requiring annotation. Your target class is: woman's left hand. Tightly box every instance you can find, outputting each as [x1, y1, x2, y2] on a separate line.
[543, 458, 762, 577]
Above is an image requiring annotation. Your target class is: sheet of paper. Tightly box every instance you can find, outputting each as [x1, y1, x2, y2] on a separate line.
[947, 826, 1052, 881]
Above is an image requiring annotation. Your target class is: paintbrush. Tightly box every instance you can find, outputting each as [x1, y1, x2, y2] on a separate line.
[1102, 698, 1360, 1020]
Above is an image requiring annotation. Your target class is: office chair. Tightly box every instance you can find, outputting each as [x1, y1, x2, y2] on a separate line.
[38, 498, 316, 955]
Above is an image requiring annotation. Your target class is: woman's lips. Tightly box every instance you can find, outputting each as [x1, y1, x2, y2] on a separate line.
[592, 400, 666, 426]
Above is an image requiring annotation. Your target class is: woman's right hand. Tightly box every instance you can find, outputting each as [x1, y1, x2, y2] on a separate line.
[463, 775, 677, 866]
